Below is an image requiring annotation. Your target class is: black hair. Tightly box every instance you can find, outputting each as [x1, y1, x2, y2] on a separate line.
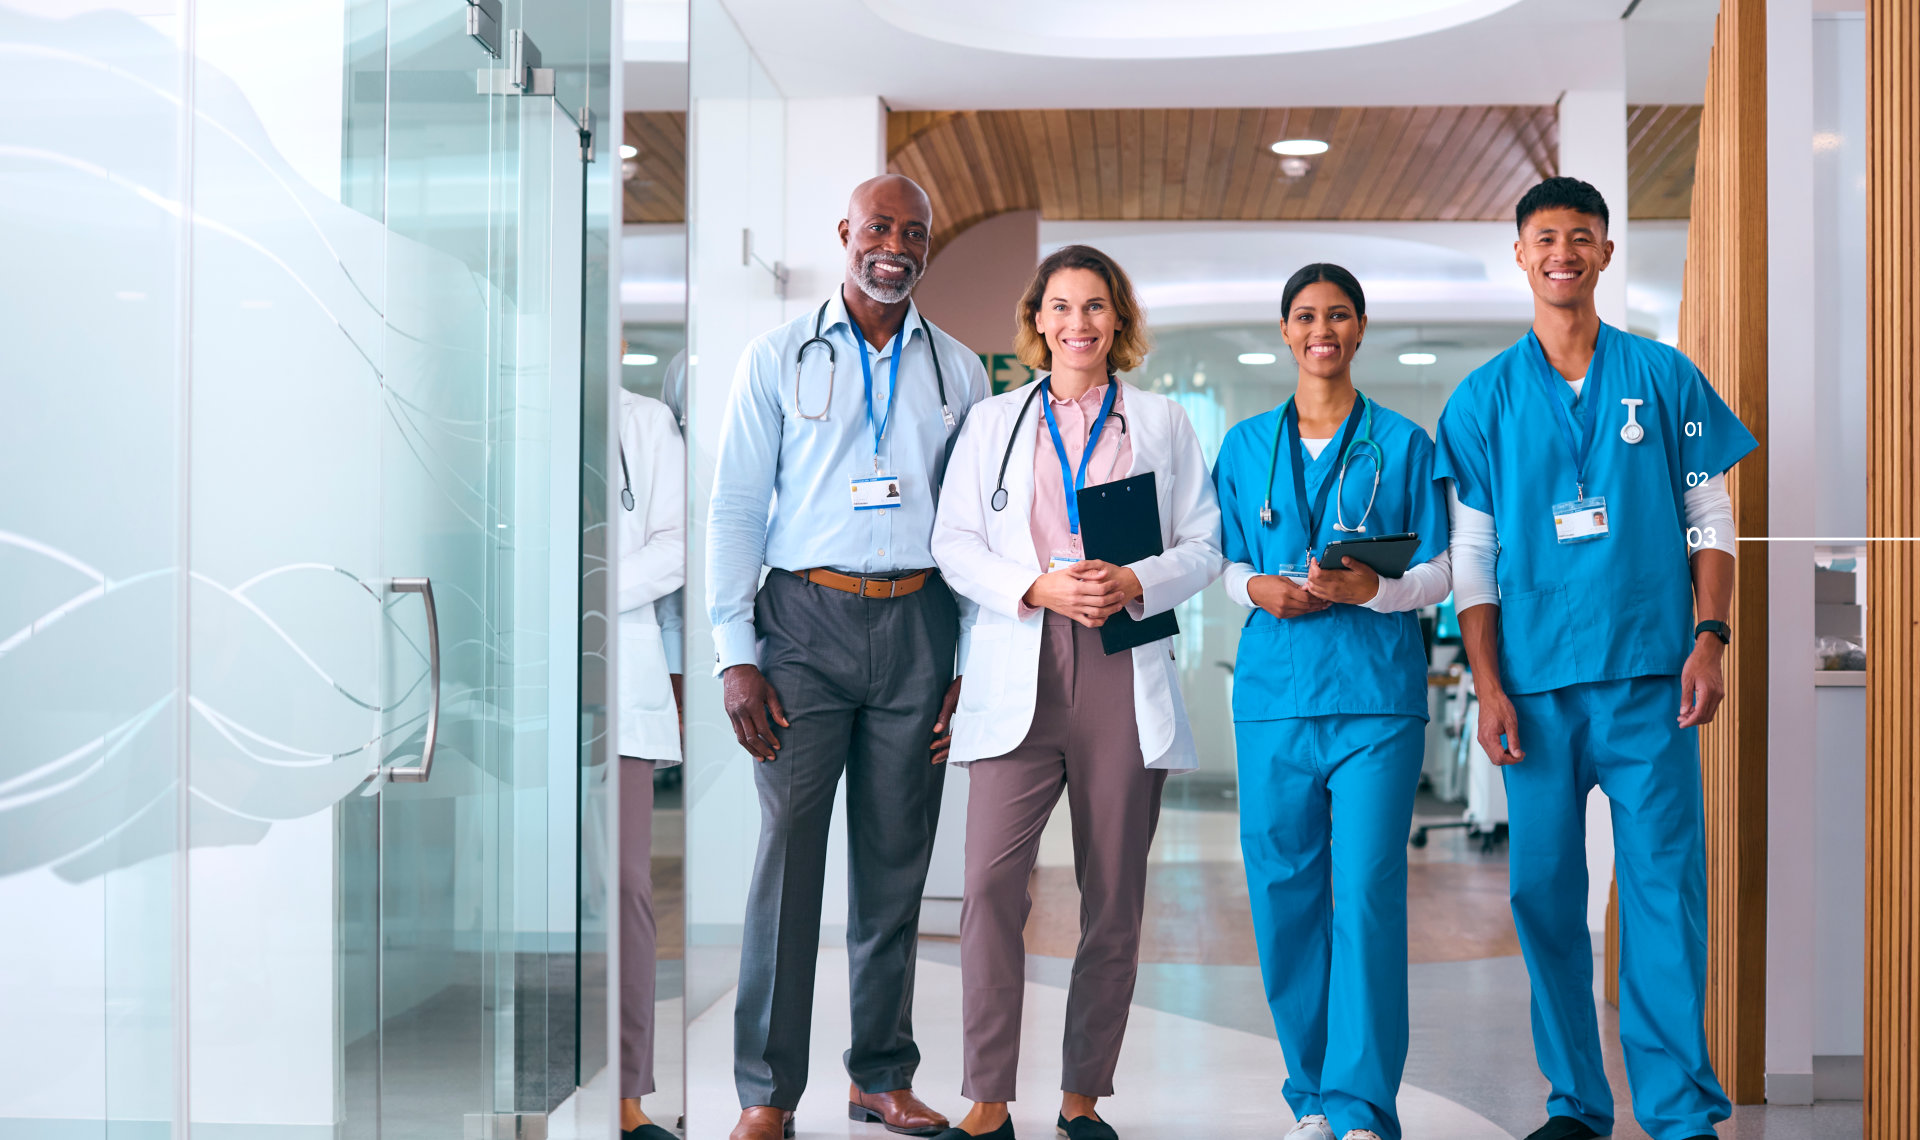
[1281, 262, 1366, 322]
[1515, 176, 1610, 234]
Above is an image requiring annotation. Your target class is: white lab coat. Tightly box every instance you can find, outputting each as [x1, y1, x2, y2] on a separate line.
[931, 380, 1224, 770]
[617, 390, 686, 765]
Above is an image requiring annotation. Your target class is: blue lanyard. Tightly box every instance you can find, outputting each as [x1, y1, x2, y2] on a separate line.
[1040, 378, 1118, 536]
[1524, 325, 1608, 499]
[856, 326, 904, 473]
[1282, 393, 1366, 561]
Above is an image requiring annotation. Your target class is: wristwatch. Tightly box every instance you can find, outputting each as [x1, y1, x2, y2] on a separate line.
[1695, 619, 1731, 645]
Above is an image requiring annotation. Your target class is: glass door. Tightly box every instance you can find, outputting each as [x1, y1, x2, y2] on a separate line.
[360, 10, 591, 1138]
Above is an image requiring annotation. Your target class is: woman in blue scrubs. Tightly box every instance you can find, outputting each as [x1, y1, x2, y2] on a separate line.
[1211, 264, 1451, 1140]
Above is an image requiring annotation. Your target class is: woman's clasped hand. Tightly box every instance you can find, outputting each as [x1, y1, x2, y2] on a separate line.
[1023, 558, 1142, 627]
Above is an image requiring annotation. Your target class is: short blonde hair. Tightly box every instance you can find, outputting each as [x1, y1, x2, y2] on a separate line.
[1013, 245, 1151, 375]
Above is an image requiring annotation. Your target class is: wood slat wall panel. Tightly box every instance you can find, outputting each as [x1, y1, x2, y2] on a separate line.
[889, 105, 1583, 252]
[622, 111, 687, 225]
[1674, 0, 1768, 1105]
[1866, 0, 1920, 1133]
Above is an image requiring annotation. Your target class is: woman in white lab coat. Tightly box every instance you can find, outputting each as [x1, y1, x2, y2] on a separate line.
[616, 386, 685, 1140]
[929, 245, 1223, 1140]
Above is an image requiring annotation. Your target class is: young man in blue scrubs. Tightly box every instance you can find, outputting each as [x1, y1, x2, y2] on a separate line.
[1433, 177, 1755, 1140]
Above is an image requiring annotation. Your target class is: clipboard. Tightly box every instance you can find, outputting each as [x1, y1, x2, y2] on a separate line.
[1076, 472, 1179, 655]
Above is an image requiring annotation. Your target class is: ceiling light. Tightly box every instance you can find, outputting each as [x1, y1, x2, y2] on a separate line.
[622, 353, 658, 366]
[1398, 352, 1437, 366]
[1238, 352, 1277, 365]
[1271, 139, 1329, 156]
[1278, 156, 1311, 178]
[619, 144, 638, 159]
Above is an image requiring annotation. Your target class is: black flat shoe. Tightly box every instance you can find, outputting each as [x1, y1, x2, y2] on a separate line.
[1522, 1117, 1602, 1140]
[622, 1126, 678, 1140]
[932, 1120, 1016, 1140]
[1055, 1113, 1117, 1140]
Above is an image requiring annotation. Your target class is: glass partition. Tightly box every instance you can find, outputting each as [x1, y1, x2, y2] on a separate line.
[0, 1, 617, 1135]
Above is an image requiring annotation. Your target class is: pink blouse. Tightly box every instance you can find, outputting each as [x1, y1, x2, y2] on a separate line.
[1028, 378, 1133, 568]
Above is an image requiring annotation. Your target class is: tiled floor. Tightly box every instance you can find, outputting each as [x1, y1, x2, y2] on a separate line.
[680, 790, 1862, 1139]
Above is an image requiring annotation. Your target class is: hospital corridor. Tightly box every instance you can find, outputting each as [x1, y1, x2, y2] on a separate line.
[2, 0, 1909, 1138]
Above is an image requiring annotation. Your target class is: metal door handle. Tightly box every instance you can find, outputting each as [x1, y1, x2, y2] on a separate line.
[389, 577, 441, 783]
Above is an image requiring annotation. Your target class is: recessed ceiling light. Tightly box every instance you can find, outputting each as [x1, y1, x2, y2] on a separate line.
[1271, 139, 1329, 157]
[619, 144, 638, 159]
[622, 353, 658, 366]
[1238, 352, 1277, 365]
[1398, 352, 1437, 366]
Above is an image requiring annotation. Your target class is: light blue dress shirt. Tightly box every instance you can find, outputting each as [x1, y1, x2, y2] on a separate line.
[706, 291, 990, 672]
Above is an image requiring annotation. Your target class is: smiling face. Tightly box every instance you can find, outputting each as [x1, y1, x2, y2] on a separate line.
[1035, 267, 1119, 375]
[1515, 206, 1613, 311]
[1282, 280, 1366, 381]
[839, 175, 932, 304]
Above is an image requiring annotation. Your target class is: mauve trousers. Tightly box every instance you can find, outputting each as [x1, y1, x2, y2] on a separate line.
[620, 757, 657, 1099]
[959, 612, 1168, 1103]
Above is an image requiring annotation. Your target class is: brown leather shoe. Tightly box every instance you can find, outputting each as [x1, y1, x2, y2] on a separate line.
[848, 1084, 948, 1136]
[728, 1106, 794, 1140]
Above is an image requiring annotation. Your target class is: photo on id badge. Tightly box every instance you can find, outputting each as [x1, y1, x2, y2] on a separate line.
[851, 474, 903, 510]
[1553, 497, 1609, 544]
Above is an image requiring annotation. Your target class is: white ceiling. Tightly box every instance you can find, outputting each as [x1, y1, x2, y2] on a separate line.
[705, 0, 1715, 110]
[860, 0, 1530, 60]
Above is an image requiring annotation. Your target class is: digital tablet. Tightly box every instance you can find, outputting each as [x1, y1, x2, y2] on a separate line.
[1320, 532, 1419, 580]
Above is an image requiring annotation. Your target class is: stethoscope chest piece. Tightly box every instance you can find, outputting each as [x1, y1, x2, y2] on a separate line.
[1619, 397, 1646, 445]
[991, 488, 1009, 512]
[621, 486, 635, 512]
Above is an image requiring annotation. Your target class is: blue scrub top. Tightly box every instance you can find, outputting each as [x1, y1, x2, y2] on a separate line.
[1213, 396, 1449, 723]
[1432, 322, 1757, 695]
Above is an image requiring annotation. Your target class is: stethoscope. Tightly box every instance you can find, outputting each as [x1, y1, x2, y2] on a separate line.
[1260, 391, 1383, 534]
[796, 292, 955, 430]
[988, 377, 1128, 512]
[619, 444, 634, 511]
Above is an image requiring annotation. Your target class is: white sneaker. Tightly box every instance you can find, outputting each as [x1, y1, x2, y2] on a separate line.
[1341, 1131, 1384, 1140]
[1285, 1116, 1334, 1140]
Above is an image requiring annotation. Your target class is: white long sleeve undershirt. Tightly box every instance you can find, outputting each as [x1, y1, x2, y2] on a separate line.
[1447, 473, 1736, 610]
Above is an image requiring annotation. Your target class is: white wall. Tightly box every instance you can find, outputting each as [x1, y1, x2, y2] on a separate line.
[1765, 0, 1820, 1106]
[683, 0, 792, 941]
[1810, 11, 1868, 1093]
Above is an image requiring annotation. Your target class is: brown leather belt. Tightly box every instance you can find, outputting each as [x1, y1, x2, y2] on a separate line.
[794, 567, 933, 599]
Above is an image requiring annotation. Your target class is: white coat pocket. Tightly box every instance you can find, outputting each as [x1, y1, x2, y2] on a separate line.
[618, 611, 681, 764]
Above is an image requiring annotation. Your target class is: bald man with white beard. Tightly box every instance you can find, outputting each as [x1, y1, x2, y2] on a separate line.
[706, 175, 991, 1140]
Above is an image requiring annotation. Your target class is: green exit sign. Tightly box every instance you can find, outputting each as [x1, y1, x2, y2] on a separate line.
[980, 353, 1035, 394]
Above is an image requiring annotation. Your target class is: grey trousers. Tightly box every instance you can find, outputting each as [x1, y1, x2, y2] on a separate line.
[959, 612, 1168, 1102]
[620, 757, 657, 1099]
[734, 569, 958, 1110]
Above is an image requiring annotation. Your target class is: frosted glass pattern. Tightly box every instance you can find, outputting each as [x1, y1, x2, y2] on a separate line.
[0, 0, 614, 1134]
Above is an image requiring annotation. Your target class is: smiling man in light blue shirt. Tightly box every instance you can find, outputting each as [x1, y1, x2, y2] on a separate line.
[706, 173, 989, 1140]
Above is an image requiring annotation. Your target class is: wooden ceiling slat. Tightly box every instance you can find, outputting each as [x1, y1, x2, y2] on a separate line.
[1215, 109, 1265, 220]
[880, 103, 1698, 244]
[1180, 109, 1217, 220]
[1094, 109, 1124, 219]
[1299, 105, 1368, 219]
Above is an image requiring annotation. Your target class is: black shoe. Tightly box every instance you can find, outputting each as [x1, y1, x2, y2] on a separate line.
[932, 1120, 1016, 1140]
[1522, 1117, 1603, 1140]
[1056, 1113, 1118, 1140]
[622, 1125, 678, 1140]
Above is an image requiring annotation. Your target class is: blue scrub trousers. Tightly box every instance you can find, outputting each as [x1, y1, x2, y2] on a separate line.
[1505, 675, 1731, 1140]
[1237, 714, 1425, 1140]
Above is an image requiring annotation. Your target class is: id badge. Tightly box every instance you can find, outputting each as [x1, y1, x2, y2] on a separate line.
[1552, 496, 1610, 544]
[1047, 551, 1081, 573]
[850, 474, 904, 510]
